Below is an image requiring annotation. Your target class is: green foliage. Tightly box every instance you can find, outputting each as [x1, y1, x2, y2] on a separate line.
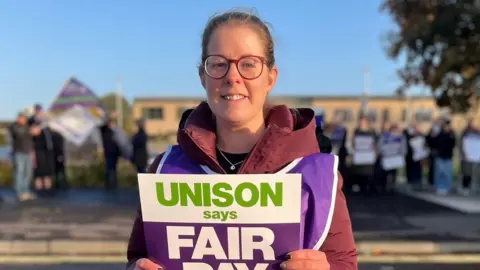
[100, 93, 133, 134]
[0, 133, 7, 146]
[381, 0, 480, 113]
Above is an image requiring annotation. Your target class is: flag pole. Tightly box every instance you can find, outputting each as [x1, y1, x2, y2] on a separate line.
[116, 76, 123, 129]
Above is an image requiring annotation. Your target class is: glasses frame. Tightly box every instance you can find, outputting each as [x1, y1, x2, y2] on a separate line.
[203, 54, 267, 80]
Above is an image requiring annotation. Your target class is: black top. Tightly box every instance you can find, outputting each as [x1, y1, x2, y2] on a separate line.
[435, 130, 456, 159]
[9, 123, 33, 153]
[100, 123, 120, 157]
[216, 148, 248, 174]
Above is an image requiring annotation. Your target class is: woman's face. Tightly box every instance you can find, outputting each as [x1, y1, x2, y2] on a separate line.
[200, 24, 278, 126]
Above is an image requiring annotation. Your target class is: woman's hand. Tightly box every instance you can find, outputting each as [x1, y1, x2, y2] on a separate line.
[131, 258, 162, 270]
[280, 249, 330, 270]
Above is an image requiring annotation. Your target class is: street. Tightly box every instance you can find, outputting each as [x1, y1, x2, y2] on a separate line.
[0, 187, 479, 269]
[1, 263, 480, 270]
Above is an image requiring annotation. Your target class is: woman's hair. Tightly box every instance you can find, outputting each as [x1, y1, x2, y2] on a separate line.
[200, 9, 275, 68]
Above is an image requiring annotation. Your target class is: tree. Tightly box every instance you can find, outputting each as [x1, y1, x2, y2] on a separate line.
[100, 93, 133, 134]
[381, 0, 480, 113]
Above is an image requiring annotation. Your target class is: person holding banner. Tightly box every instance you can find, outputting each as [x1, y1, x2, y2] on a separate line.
[404, 121, 428, 190]
[127, 10, 356, 270]
[459, 120, 480, 195]
[347, 115, 377, 194]
[377, 122, 406, 192]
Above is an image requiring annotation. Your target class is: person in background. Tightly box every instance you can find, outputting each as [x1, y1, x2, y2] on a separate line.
[329, 115, 348, 176]
[131, 120, 149, 174]
[349, 114, 378, 194]
[29, 104, 55, 195]
[404, 121, 426, 190]
[9, 112, 36, 201]
[426, 117, 442, 188]
[100, 114, 121, 190]
[433, 119, 456, 195]
[459, 119, 480, 195]
[51, 130, 67, 190]
[316, 125, 333, 153]
[377, 122, 406, 192]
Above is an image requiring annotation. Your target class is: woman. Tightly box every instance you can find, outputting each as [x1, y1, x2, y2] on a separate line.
[30, 118, 55, 195]
[131, 120, 149, 173]
[127, 10, 356, 270]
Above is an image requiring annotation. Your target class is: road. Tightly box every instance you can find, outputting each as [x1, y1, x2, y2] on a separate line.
[1, 263, 480, 270]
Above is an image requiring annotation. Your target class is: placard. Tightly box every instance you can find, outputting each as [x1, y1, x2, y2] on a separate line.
[138, 173, 303, 270]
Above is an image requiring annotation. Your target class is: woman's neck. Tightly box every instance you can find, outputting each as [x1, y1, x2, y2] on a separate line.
[216, 115, 266, 154]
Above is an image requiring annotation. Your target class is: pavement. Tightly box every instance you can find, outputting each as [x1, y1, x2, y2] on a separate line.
[0, 186, 479, 265]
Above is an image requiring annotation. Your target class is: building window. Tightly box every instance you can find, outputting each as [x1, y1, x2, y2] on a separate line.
[143, 107, 164, 120]
[382, 108, 390, 122]
[415, 108, 433, 122]
[333, 109, 354, 122]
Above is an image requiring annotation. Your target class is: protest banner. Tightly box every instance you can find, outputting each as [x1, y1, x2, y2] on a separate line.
[138, 173, 302, 270]
[48, 105, 102, 146]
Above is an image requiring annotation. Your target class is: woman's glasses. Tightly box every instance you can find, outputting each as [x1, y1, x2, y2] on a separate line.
[203, 55, 266, 80]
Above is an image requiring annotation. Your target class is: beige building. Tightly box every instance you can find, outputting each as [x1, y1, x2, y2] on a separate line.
[133, 95, 475, 141]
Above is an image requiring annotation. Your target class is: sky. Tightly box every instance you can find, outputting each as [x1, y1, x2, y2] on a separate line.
[0, 0, 414, 119]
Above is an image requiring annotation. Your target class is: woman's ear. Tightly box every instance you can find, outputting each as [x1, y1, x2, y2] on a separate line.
[266, 66, 278, 95]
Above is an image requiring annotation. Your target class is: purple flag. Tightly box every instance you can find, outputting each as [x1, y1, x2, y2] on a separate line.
[49, 77, 104, 114]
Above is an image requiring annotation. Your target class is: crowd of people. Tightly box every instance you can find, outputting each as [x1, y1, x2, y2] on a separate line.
[7, 105, 149, 201]
[6, 102, 480, 203]
[322, 114, 480, 196]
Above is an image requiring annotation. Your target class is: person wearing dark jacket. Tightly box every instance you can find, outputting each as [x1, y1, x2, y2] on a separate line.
[29, 107, 55, 195]
[131, 120, 149, 173]
[327, 118, 348, 176]
[433, 120, 456, 195]
[404, 122, 427, 190]
[100, 116, 120, 190]
[349, 115, 377, 194]
[9, 112, 36, 201]
[126, 10, 356, 270]
[426, 118, 442, 187]
[51, 130, 67, 190]
[316, 126, 333, 154]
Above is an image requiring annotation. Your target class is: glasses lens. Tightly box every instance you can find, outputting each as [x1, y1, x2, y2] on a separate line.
[237, 56, 263, 79]
[205, 56, 228, 78]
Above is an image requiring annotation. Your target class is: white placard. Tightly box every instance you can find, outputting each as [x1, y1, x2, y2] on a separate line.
[353, 151, 376, 165]
[409, 136, 429, 161]
[382, 155, 405, 170]
[463, 135, 480, 162]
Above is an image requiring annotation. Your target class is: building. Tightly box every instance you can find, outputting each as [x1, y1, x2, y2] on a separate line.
[133, 95, 475, 142]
